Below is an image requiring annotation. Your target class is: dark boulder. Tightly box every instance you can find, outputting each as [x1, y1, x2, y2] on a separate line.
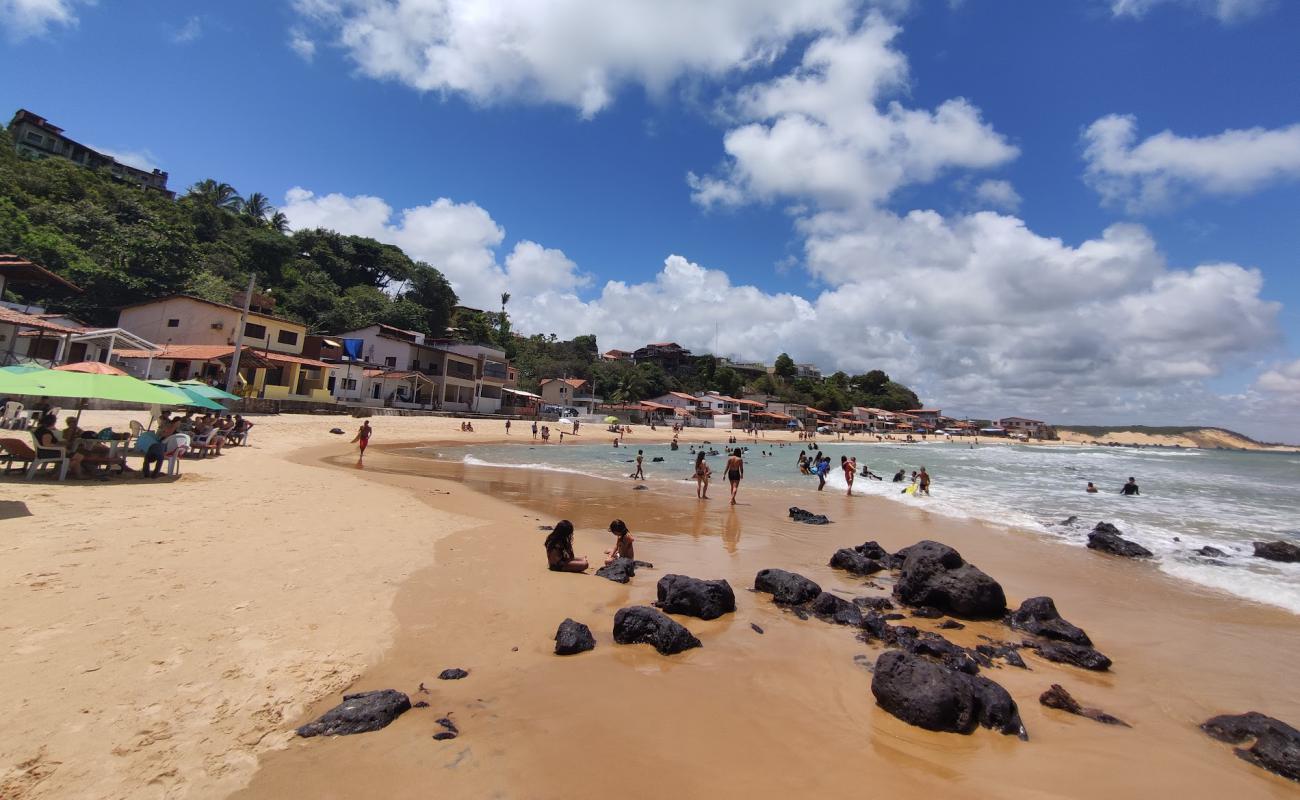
[870, 651, 1026, 738]
[438, 668, 469, 680]
[893, 629, 981, 675]
[433, 716, 459, 741]
[595, 557, 638, 583]
[753, 569, 822, 606]
[1197, 545, 1227, 558]
[893, 540, 1007, 619]
[554, 618, 596, 655]
[1201, 712, 1300, 782]
[910, 606, 944, 619]
[655, 574, 736, 620]
[939, 620, 966, 630]
[854, 596, 895, 611]
[809, 592, 863, 626]
[1039, 684, 1130, 726]
[1008, 597, 1092, 646]
[1023, 640, 1112, 671]
[1253, 541, 1300, 563]
[612, 606, 702, 655]
[855, 540, 894, 563]
[975, 643, 1027, 670]
[297, 689, 411, 737]
[789, 507, 831, 525]
[830, 548, 885, 576]
[1087, 523, 1153, 558]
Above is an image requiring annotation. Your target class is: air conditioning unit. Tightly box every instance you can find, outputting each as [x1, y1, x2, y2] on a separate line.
[211, 322, 224, 330]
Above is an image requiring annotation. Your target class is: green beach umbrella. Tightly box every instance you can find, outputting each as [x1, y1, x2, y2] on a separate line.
[177, 379, 241, 402]
[604, 416, 619, 424]
[0, 364, 45, 374]
[0, 368, 184, 405]
[147, 380, 227, 411]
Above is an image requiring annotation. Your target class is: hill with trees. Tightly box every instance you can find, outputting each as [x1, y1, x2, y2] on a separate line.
[0, 128, 921, 411]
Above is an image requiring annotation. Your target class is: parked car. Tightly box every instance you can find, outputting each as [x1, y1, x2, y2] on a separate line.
[560, 407, 581, 418]
[541, 404, 565, 416]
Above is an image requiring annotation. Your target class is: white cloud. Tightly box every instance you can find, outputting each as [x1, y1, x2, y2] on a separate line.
[1255, 358, 1300, 395]
[171, 15, 201, 44]
[973, 179, 1021, 211]
[289, 0, 862, 117]
[1083, 114, 1300, 212]
[86, 144, 161, 173]
[1110, 0, 1275, 23]
[0, 0, 92, 40]
[690, 17, 1017, 210]
[288, 27, 316, 62]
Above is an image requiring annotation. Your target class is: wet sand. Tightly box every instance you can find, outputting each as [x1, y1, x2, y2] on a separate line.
[234, 440, 1300, 800]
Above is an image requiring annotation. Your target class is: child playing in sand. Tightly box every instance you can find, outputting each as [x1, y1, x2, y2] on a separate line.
[604, 519, 635, 565]
[544, 520, 588, 573]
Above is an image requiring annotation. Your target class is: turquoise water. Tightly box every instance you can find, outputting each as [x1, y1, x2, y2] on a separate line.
[426, 439, 1300, 614]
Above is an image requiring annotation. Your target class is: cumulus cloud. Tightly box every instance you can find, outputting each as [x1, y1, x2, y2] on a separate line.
[289, 0, 862, 116]
[1, 0, 92, 40]
[690, 17, 1017, 210]
[288, 27, 316, 62]
[1110, 0, 1275, 23]
[1255, 358, 1300, 395]
[280, 187, 588, 309]
[1083, 114, 1300, 212]
[973, 179, 1021, 211]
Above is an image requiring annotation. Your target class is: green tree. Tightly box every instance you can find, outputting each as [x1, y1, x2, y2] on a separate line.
[773, 352, 796, 381]
[714, 366, 743, 397]
[242, 192, 273, 224]
[609, 368, 649, 404]
[186, 179, 243, 210]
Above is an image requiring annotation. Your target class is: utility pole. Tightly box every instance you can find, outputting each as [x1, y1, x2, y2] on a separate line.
[225, 274, 255, 397]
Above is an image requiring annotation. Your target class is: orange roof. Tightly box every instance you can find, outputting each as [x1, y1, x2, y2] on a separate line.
[639, 400, 674, 410]
[732, 398, 766, 407]
[666, 391, 698, 402]
[0, 254, 82, 293]
[113, 344, 330, 370]
[753, 410, 793, 420]
[0, 306, 90, 335]
[540, 377, 588, 389]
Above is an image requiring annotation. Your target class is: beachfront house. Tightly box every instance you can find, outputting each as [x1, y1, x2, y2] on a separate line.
[905, 409, 943, 430]
[632, 342, 692, 370]
[998, 416, 1048, 439]
[113, 295, 333, 401]
[540, 378, 600, 415]
[329, 324, 495, 411]
[430, 340, 511, 413]
[602, 349, 633, 362]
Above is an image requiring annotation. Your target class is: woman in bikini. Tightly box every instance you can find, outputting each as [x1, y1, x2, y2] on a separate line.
[604, 519, 635, 565]
[544, 520, 588, 573]
[725, 448, 744, 505]
[694, 451, 711, 499]
[842, 455, 856, 496]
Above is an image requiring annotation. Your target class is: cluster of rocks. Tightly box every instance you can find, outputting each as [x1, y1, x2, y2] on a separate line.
[594, 557, 655, 584]
[789, 507, 831, 525]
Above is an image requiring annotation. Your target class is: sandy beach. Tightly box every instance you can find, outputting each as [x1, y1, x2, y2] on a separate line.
[2, 412, 1298, 799]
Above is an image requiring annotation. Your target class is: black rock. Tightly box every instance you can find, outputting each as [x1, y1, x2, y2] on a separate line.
[297, 689, 411, 737]
[855, 540, 892, 561]
[554, 618, 596, 655]
[612, 606, 702, 655]
[893, 629, 981, 674]
[329, 428, 345, 435]
[1023, 640, 1112, 671]
[854, 596, 895, 611]
[1008, 597, 1093, 646]
[433, 716, 459, 741]
[975, 643, 1027, 669]
[595, 557, 638, 584]
[910, 606, 945, 619]
[789, 506, 831, 525]
[1197, 545, 1227, 558]
[1039, 684, 1130, 727]
[538, 524, 554, 531]
[438, 668, 469, 680]
[753, 569, 822, 606]
[870, 651, 1026, 738]
[1087, 522, 1153, 558]
[413, 700, 429, 708]
[882, 613, 906, 621]
[633, 485, 648, 491]
[1201, 712, 1300, 782]
[893, 541, 1007, 619]
[750, 623, 764, 635]
[830, 548, 885, 576]
[1252, 541, 1300, 563]
[651, 456, 665, 462]
[809, 592, 863, 626]
[939, 620, 966, 630]
[655, 574, 736, 620]
[632, 560, 655, 569]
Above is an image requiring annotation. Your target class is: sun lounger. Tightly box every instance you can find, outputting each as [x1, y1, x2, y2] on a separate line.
[0, 437, 36, 473]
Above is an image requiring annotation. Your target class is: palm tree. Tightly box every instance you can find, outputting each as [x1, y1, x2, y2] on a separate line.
[242, 192, 273, 224]
[269, 211, 289, 233]
[186, 179, 243, 211]
[609, 370, 648, 405]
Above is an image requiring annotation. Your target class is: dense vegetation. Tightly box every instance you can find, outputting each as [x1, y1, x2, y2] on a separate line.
[1058, 425, 1260, 443]
[0, 129, 920, 411]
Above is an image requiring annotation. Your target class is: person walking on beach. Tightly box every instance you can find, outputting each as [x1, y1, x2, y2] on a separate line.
[506, 419, 511, 435]
[694, 451, 712, 499]
[814, 455, 830, 491]
[531, 420, 538, 440]
[544, 520, 588, 573]
[631, 450, 646, 480]
[918, 467, 931, 496]
[351, 420, 372, 462]
[604, 519, 635, 565]
[1121, 477, 1140, 496]
[725, 448, 744, 505]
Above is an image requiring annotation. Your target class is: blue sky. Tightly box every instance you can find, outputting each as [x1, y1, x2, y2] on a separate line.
[3, 0, 1299, 439]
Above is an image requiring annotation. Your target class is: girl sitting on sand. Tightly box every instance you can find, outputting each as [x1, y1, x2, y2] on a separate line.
[604, 519, 635, 565]
[544, 520, 588, 573]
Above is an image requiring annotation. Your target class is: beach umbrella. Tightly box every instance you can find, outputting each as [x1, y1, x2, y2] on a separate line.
[0, 367, 199, 424]
[53, 361, 128, 376]
[177, 379, 241, 402]
[604, 416, 619, 424]
[147, 380, 226, 411]
[0, 364, 44, 374]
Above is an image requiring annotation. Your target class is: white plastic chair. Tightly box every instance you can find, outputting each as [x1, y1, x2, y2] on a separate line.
[162, 434, 190, 476]
[27, 431, 69, 481]
[128, 420, 144, 448]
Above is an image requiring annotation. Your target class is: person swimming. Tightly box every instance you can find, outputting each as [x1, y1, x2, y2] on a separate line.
[892, 469, 905, 482]
[1086, 482, 1099, 493]
[1121, 477, 1140, 496]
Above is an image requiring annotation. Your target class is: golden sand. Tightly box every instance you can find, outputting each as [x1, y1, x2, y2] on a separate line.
[2, 413, 1297, 799]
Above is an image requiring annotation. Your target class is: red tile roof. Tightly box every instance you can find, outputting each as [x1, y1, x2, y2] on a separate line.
[0, 306, 87, 335]
[0, 254, 82, 293]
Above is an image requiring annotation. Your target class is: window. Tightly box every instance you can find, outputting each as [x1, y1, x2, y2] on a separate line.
[166, 319, 179, 328]
[244, 322, 267, 339]
[343, 378, 358, 390]
[277, 329, 299, 346]
[24, 131, 42, 144]
[384, 356, 397, 368]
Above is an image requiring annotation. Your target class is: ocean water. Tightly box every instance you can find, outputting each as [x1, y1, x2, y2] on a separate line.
[425, 440, 1300, 615]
